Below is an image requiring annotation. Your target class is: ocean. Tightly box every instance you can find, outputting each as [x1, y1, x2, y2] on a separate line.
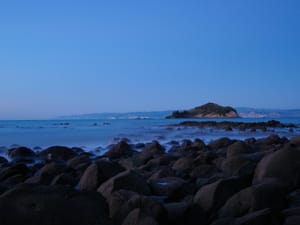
[0, 116, 300, 155]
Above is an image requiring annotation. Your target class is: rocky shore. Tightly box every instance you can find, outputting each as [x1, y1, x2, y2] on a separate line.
[0, 125, 300, 224]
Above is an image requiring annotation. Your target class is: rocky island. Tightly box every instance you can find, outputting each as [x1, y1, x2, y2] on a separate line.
[166, 102, 239, 119]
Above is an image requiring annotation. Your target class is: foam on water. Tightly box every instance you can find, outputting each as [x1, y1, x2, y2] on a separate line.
[0, 118, 299, 154]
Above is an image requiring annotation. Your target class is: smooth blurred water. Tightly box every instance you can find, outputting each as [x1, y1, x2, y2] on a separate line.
[0, 117, 299, 151]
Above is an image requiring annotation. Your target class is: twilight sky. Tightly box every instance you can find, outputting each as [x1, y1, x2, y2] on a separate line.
[0, 0, 299, 119]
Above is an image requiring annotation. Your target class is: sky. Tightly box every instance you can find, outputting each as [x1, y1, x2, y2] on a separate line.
[0, 0, 299, 119]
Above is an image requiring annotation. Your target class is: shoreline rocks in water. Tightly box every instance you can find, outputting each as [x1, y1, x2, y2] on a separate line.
[0, 134, 300, 224]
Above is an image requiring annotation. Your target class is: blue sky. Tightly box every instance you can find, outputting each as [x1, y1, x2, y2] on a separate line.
[0, 0, 299, 119]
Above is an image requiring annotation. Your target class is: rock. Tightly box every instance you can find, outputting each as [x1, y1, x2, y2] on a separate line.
[79, 160, 125, 191]
[166, 102, 238, 119]
[219, 182, 288, 218]
[51, 173, 78, 186]
[284, 216, 300, 225]
[67, 155, 91, 169]
[227, 141, 253, 158]
[208, 138, 234, 150]
[172, 157, 194, 173]
[39, 146, 77, 161]
[0, 164, 29, 183]
[190, 164, 219, 179]
[290, 136, 300, 146]
[0, 156, 8, 165]
[194, 177, 249, 213]
[31, 162, 68, 185]
[221, 155, 256, 176]
[104, 141, 132, 160]
[0, 184, 112, 225]
[121, 208, 159, 225]
[149, 177, 187, 197]
[253, 143, 300, 188]
[136, 141, 165, 165]
[235, 208, 273, 225]
[97, 170, 151, 200]
[8, 147, 36, 163]
[164, 202, 206, 225]
[116, 195, 166, 225]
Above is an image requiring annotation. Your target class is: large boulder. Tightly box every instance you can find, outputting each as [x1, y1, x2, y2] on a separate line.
[208, 138, 234, 150]
[8, 147, 36, 163]
[253, 143, 300, 188]
[97, 170, 151, 200]
[194, 177, 249, 213]
[136, 141, 165, 165]
[219, 182, 288, 218]
[39, 146, 77, 161]
[227, 141, 253, 158]
[104, 141, 132, 160]
[79, 160, 125, 191]
[0, 164, 29, 185]
[0, 184, 112, 225]
[149, 176, 187, 197]
[121, 208, 159, 225]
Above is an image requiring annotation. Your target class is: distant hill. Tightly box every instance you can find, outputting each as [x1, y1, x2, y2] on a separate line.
[166, 103, 239, 119]
[236, 107, 300, 118]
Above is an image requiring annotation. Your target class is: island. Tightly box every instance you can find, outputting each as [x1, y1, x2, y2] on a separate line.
[166, 102, 239, 119]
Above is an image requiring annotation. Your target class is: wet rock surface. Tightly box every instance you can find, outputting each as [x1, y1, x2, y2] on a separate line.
[0, 133, 300, 225]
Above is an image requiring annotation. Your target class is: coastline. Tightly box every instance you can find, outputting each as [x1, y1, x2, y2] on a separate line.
[0, 120, 300, 224]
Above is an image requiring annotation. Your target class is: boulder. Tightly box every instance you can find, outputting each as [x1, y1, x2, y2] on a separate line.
[0, 164, 29, 183]
[208, 138, 234, 150]
[97, 170, 151, 200]
[227, 141, 253, 158]
[172, 157, 194, 173]
[219, 182, 288, 218]
[0, 184, 112, 225]
[39, 146, 77, 161]
[136, 141, 165, 165]
[253, 143, 300, 188]
[235, 208, 273, 225]
[116, 195, 166, 225]
[121, 208, 159, 225]
[194, 177, 249, 213]
[8, 147, 36, 163]
[149, 176, 187, 197]
[79, 160, 125, 191]
[104, 141, 132, 160]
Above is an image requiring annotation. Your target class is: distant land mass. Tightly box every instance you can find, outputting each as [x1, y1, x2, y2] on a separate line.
[56, 106, 300, 120]
[166, 102, 239, 119]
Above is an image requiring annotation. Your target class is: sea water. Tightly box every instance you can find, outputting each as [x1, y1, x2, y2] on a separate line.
[0, 117, 299, 153]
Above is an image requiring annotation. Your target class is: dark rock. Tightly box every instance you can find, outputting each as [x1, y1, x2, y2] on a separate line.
[0, 156, 8, 165]
[149, 176, 186, 197]
[0, 164, 29, 183]
[172, 157, 194, 173]
[284, 216, 300, 225]
[208, 138, 234, 150]
[227, 141, 253, 158]
[194, 177, 249, 213]
[136, 141, 165, 165]
[0, 184, 112, 225]
[79, 160, 125, 191]
[97, 170, 151, 200]
[39, 146, 77, 161]
[121, 208, 159, 225]
[235, 208, 273, 225]
[253, 143, 300, 188]
[190, 164, 219, 179]
[164, 202, 207, 225]
[51, 173, 78, 186]
[104, 141, 132, 160]
[25, 162, 68, 185]
[116, 195, 166, 225]
[8, 147, 36, 163]
[219, 182, 288, 218]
